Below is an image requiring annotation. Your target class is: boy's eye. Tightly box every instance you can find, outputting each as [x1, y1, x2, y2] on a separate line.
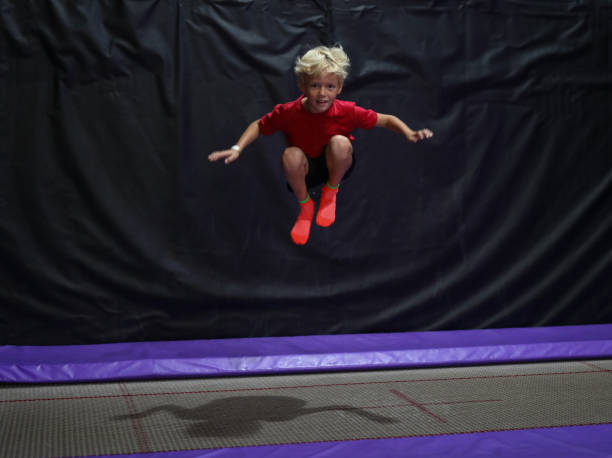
[309, 82, 336, 90]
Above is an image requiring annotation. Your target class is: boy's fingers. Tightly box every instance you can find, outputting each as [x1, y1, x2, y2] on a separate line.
[417, 129, 433, 140]
[220, 151, 239, 164]
[209, 150, 229, 161]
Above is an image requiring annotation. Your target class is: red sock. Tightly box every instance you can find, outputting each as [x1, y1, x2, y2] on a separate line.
[290, 197, 315, 245]
[316, 184, 338, 227]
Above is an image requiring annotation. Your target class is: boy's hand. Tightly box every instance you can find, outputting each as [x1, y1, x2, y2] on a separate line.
[208, 148, 240, 164]
[406, 129, 434, 143]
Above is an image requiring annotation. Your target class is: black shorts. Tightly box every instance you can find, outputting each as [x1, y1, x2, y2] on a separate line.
[287, 147, 356, 192]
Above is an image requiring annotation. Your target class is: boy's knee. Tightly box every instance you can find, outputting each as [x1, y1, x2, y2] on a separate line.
[327, 135, 353, 161]
[282, 147, 307, 172]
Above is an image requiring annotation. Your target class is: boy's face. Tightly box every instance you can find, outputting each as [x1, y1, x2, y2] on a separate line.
[299, 72, 343, 114]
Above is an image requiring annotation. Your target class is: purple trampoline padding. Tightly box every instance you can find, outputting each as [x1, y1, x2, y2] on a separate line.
[1, 324, 611, 383]
[83, 423, 612, 458]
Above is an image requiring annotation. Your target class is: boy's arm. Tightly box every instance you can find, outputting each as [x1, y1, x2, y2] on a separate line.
[208, 120, 261, 164]
[375, 113, 433, 143]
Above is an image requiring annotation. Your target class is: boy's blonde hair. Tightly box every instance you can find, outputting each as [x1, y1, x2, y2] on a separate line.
[294, 45, 350, 83]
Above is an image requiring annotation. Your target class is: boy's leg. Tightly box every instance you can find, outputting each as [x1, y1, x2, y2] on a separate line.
[316, 135, 352, 227]
[282, 146, 315, 245]
[325, 135, 353, 187]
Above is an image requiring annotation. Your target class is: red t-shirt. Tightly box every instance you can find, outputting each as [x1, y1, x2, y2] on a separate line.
[258, 95, 378, 158]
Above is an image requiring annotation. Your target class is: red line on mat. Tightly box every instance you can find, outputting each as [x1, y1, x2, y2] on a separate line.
[119, 383, 152, 454]
[389, 389, 448, 423]
[309, 399, 503, 413]
[423, 399, 502, 406]
[580, 362, 612, 373]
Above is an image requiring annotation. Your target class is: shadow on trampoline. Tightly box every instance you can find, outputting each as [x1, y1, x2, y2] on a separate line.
[114, 395, 400, 438]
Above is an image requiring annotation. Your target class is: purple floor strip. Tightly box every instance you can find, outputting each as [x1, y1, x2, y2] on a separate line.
[86, 423, 612, 458]
[1, 324, 611, 383]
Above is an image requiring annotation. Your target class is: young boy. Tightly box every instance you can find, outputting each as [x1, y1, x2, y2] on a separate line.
[209, 45, 433, 245]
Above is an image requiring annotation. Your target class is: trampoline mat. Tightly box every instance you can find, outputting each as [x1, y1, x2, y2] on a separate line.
[1, 359, 612, 457]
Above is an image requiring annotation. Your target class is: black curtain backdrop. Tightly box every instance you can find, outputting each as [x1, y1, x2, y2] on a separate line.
[1, 0, 611, 345]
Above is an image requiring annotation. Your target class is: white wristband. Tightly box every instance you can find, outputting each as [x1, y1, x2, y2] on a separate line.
[231, 145, 241, 152]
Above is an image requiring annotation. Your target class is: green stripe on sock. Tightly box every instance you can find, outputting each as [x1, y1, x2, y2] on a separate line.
[326, 182, 339, 190]
[299, 195, 310, 204]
